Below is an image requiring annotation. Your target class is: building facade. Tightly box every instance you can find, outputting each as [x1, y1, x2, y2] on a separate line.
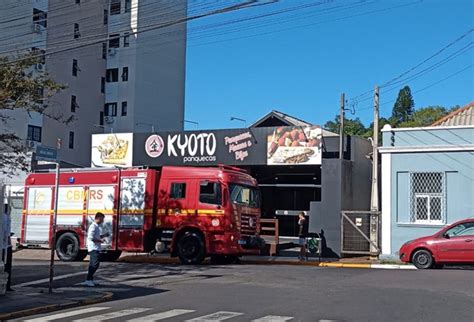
[380, 124, 474, 257]
[0, 0, 187, 168]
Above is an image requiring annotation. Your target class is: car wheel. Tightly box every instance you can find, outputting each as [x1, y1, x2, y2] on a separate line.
[412, 249, 434, 269]
[56, 232, 81, 262]
[177, 231, 205, 265]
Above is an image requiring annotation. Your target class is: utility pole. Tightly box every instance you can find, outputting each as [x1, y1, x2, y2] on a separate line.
[48, 139, 61, 293]
[370, 86, 379, 211]
[339, 93, 345, 159]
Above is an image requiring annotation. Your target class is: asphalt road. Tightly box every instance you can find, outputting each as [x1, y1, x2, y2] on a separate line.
[9, 251, 474, 322]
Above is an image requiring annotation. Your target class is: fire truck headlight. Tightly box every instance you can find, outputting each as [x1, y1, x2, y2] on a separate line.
[211, 218, 220, 227]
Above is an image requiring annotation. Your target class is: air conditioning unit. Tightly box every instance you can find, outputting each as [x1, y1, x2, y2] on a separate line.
[35, 63, 44, 71]
[32, 23, 42, 33]
[104, 116, 115, 124]
[108, 48, 117, 56]
[26, 140, 38, 149]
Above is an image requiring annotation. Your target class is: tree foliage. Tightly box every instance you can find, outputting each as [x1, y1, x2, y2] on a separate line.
[0, 53, 66, 175]
[391, 86, 414, 124]
[324, 115, 367, 137]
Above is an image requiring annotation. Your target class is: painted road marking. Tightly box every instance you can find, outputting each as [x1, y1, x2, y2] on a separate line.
[252, 316, 294, 322]
[127, 309, 196, 321]
[16, 272, 85, 287]
[73, 308, 151, 321]
[186, 311, 244, 321]
[24, 307, 109, 321]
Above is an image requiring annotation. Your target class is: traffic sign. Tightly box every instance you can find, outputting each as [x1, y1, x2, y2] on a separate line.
[35, 145, 58, 162]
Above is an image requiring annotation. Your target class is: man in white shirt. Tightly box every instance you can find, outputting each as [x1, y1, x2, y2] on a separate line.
[85, 212, 108, 287]
[2, 204, 13, 291]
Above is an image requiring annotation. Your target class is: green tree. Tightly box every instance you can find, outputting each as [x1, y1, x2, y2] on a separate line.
[0, 53, 66, 174]
[398, 106, 449, 127]
[391, 86, 415, 125]
[324, 115, 367, 136]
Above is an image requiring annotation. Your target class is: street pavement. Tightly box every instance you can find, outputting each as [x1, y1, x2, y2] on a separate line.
[8, 250, 474, 322]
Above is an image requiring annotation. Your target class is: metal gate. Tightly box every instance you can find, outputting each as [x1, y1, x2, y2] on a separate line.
[341, 210, 380, 256]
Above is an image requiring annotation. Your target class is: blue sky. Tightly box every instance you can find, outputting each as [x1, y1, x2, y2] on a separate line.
[184, 0, 473, 130]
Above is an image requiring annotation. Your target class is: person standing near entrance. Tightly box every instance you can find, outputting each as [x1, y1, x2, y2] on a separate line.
[2, 204, 13, 291]
[298, 212, 307, 261]
[85, 212, 109, 287]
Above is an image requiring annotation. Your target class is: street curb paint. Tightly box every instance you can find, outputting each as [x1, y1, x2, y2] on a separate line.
[0, 291, 114, 320]
[119, 255, 416, 270]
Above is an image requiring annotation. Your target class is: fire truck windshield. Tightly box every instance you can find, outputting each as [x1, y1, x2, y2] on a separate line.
[229, 184, 261, 208]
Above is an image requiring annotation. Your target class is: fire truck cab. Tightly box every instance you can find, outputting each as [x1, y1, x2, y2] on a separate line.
[20, 166, 263, 264]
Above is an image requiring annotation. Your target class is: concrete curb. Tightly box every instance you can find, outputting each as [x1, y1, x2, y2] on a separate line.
[0, 291, 114, 321]
[119, 256, 416, 270]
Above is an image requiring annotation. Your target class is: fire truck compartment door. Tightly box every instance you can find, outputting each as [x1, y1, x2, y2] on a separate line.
[24, 187, 53, 244]
[118, 229, 144, 251]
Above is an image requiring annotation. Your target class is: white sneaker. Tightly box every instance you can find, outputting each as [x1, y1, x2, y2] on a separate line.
[84, 280, 95, 287]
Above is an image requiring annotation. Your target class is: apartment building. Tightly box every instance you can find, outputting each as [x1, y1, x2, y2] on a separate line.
[0, 0, 187, 169]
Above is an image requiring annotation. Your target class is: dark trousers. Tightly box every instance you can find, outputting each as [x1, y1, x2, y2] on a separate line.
[2, 247, 12, 290]
[87, 250, 100, 281]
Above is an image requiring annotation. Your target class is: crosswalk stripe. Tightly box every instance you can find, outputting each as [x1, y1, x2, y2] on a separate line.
[127, 309, 196, 321]
[24, 307, 110, 321]
[73, 308, 151, 321]
[186, 311, 244, 321]
[252, 316, 294, 322]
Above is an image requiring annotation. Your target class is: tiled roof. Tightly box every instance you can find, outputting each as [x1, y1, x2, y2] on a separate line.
[432, 102, 474, 126]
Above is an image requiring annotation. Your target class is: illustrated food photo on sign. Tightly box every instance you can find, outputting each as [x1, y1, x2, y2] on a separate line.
[91, 133, 134, 167]
[267, 126, 322, 165]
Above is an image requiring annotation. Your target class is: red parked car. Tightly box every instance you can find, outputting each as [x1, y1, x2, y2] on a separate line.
[399, 218, 474, 269]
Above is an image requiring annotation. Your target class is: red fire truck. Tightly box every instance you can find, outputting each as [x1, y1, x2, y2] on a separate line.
[20, 166, 263, 264]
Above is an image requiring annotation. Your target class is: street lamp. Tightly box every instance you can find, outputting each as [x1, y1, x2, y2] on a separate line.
[230, 116, 247, 127]
[136, 122, 156, 132]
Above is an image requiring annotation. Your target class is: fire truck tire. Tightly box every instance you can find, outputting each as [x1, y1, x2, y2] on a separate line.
[56, 232, 81, 262]
[101, 251, 122, 262]
[177, 231, 205, 265]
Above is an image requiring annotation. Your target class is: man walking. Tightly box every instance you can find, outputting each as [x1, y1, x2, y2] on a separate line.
[85, 212, 108, 287]
[2, 204, 13, 291]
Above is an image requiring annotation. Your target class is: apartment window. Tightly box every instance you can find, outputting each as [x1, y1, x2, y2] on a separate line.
[106, 68, 118, 82]
[68, 131, 75, 149]
[103, 10, 108, 25]
[109, 34, 120, 48]
[104, 103, 117, 116]
[110, 0, 121, 15]
[121, 101, 127, 116]
[102, 42, 107, 59]
[410, 172, 445, 224]
[73, 23, 80, 39]
[70, 95, 77, 112]
[99, 111, 104, 126]
[75, 0, 80, 4]
[27, 125, 42, 142]
[33, 8, 47, 28]
[125, 0, 131, 12]
[170, 183, 186, 199]
[123, 33, 130, 47]
[72, 59, 78, 76]
[101, 77, 105, 93]
[121, 67, 128, 81]
[35, 86, 44, 104]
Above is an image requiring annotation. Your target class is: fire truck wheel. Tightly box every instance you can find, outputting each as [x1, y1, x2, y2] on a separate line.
[101, 251, 122, 262]
[56, 232, 81, 262]
[177, 231, 205, 265]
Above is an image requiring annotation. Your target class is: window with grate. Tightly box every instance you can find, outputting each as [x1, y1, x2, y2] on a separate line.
[27, 125, 42, 142]
[110, 0, 121, 15]
[410, 172, 445, 224]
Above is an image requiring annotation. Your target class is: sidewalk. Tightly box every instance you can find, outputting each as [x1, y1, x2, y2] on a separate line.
[118, 253, 416, 270]
[0, 287, 113, 320]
